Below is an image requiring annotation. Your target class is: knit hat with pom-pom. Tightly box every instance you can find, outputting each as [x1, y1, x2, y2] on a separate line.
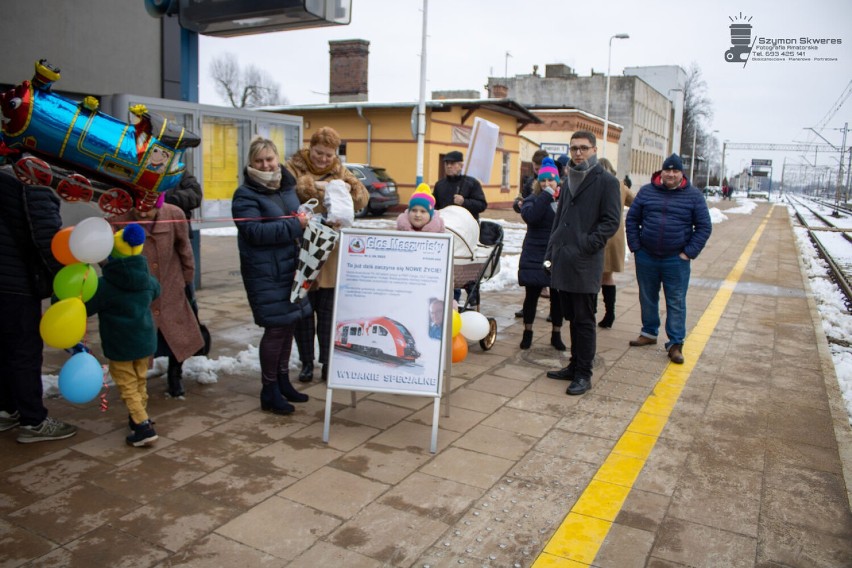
[111, 223, 146, 258]
[409, 183, 436, 219]
[537, 157, 560, 182]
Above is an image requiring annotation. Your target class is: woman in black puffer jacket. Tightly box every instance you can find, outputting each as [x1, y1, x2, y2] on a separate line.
[517, 157, 565, 351]
[232, 137, 312, 416]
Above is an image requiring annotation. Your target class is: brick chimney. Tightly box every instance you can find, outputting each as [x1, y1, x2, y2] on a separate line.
[329, 39, 369, 102]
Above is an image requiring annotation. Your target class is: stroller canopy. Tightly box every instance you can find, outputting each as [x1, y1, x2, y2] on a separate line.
[441, 205, 480, 260]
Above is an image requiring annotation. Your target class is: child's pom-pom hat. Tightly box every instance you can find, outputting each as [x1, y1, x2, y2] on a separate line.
[538, 157, 560, 182]
[111, 223, 146, 258]
[409, 184, 436, 219]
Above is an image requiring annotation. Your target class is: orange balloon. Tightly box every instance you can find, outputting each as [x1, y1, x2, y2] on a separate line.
[51, 227, 79, 266]
[451, 334, 468, 363]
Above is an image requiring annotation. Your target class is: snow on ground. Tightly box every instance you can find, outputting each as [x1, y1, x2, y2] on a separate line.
[42, 196, 852, 424]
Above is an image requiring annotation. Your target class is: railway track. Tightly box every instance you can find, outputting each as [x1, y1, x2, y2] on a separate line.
[787, 194, 852, 309]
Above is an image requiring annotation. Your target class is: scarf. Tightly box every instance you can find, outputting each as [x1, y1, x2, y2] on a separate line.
[567, 154, 598, 196]
[246, 166, 282, 190]
[298, 148, 337, 177]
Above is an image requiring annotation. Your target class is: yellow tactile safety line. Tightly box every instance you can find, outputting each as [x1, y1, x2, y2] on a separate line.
[533, 206, 775, 567]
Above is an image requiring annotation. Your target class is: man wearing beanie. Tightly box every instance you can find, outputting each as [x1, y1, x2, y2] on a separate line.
[544, 131, 621, 395]
[625, 153, 712, 365]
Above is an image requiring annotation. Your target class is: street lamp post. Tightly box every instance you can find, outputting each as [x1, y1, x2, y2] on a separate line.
[602, 33, 629, 160]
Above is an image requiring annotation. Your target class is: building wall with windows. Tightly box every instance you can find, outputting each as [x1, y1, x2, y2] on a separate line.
[486, 64, 682, 184]
[269, 99, 539, 206]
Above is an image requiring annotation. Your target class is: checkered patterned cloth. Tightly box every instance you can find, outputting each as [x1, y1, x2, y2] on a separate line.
[290, 220, 339, 302]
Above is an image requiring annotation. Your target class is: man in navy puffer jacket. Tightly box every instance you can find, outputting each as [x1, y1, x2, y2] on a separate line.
[625, 154, 712, 364]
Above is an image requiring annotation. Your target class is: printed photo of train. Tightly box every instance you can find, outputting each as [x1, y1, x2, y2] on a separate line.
[0, 60, 199, 214]
[334, 316, 421, 364]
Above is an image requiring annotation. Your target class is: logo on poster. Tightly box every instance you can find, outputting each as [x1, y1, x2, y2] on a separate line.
[348, 236, 366, 254]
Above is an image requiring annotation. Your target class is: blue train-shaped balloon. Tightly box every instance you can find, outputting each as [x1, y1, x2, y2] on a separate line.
[0, 60, 199, 214]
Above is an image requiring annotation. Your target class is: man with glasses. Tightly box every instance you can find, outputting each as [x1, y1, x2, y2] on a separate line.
[544, 131, 621, 395]
[625, 154, 711, 365]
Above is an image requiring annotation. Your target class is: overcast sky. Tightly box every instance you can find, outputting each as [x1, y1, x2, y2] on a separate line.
[197, 0, 852, 186]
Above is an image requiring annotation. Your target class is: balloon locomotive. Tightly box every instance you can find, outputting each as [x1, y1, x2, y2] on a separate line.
[0, 59, 200, 215]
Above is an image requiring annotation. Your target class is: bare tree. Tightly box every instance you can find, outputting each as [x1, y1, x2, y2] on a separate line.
[679, 63, 714, 160]
[210, 53, 287, 108]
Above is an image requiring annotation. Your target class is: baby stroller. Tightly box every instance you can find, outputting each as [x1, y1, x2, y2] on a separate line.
[441, 206, 504, 350]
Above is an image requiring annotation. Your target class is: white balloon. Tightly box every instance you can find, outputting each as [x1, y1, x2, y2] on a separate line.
[69, 217, 114, 264]
[459, 311, 491, 342]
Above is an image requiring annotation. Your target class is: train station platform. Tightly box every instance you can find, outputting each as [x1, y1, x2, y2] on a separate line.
[2, 200, 851, 567]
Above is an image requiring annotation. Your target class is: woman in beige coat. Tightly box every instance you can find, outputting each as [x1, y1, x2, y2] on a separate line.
[285, 127, 369, 382]
[598, 158, 634, 328]
[114, 202, 204, 397]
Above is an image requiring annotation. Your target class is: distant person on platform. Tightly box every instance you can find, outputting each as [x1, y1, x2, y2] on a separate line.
[433, 151, 487, 220]
[623, 174, 633, 189]
[625, 153, 712, 365]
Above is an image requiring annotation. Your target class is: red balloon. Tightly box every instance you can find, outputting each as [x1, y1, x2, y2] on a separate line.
[451, 334, 468, 363]
[51, 227, 79, 266]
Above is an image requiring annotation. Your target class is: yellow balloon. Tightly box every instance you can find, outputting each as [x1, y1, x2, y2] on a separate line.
[40, 298, 87, 349]
[451, 310, 462, 337]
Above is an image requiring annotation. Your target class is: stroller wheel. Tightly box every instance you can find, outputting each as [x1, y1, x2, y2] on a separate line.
[479, 318, 498, 351]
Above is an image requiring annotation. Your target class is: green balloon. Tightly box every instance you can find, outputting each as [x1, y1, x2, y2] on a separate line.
[53, 263, 98, 301]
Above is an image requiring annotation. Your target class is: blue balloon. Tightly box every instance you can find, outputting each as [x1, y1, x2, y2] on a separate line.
[58, 352, 103, 404]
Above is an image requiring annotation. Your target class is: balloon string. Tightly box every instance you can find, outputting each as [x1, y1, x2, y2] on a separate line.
[99, 365, 109, 412]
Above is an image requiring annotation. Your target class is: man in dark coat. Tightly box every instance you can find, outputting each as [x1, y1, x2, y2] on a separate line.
[433, 151, 487, 220]
[0, 171, 77, 442]
[544, 132, 621, 395]
[625, 154, 712, 365]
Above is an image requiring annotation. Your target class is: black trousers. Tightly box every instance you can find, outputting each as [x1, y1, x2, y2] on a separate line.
[294, 288, 335, 365]
[259, 325, 295, 385]
[0, 293, 48, 427]
[522, 286, 563, 326]
[557, 291, 597, 379]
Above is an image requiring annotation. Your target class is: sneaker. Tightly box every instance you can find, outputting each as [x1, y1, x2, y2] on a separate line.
[0, 410, 20, 432]
[17, 417, 77, 443]
[126, 420, 158, 447]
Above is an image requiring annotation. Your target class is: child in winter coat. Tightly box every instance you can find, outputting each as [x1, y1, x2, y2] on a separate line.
[85, 224, 161, 447]
[396, 185, 445, 233]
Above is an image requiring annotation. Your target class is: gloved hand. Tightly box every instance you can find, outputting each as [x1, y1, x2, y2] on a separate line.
[512, 197, 523, 214]
[543, 260, 552, 275]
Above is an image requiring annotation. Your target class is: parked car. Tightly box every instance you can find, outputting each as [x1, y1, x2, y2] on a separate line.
[345, 163, 400, 217]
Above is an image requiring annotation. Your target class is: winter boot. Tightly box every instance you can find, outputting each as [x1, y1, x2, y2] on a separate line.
[278, 372, 309, 403]
[551, 331, 566, 351]
[126, 419, 158, 447]
[166, 360, 185, 399]
[598, 285, 616, 328]
[520, 330, 533, 349]
[260, 383, 295, 415]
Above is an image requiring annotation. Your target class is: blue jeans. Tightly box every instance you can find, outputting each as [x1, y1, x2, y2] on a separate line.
[634, 249, 691, 349]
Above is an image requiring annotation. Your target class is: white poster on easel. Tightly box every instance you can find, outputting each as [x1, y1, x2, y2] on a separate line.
[322, 228, 453, 453]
